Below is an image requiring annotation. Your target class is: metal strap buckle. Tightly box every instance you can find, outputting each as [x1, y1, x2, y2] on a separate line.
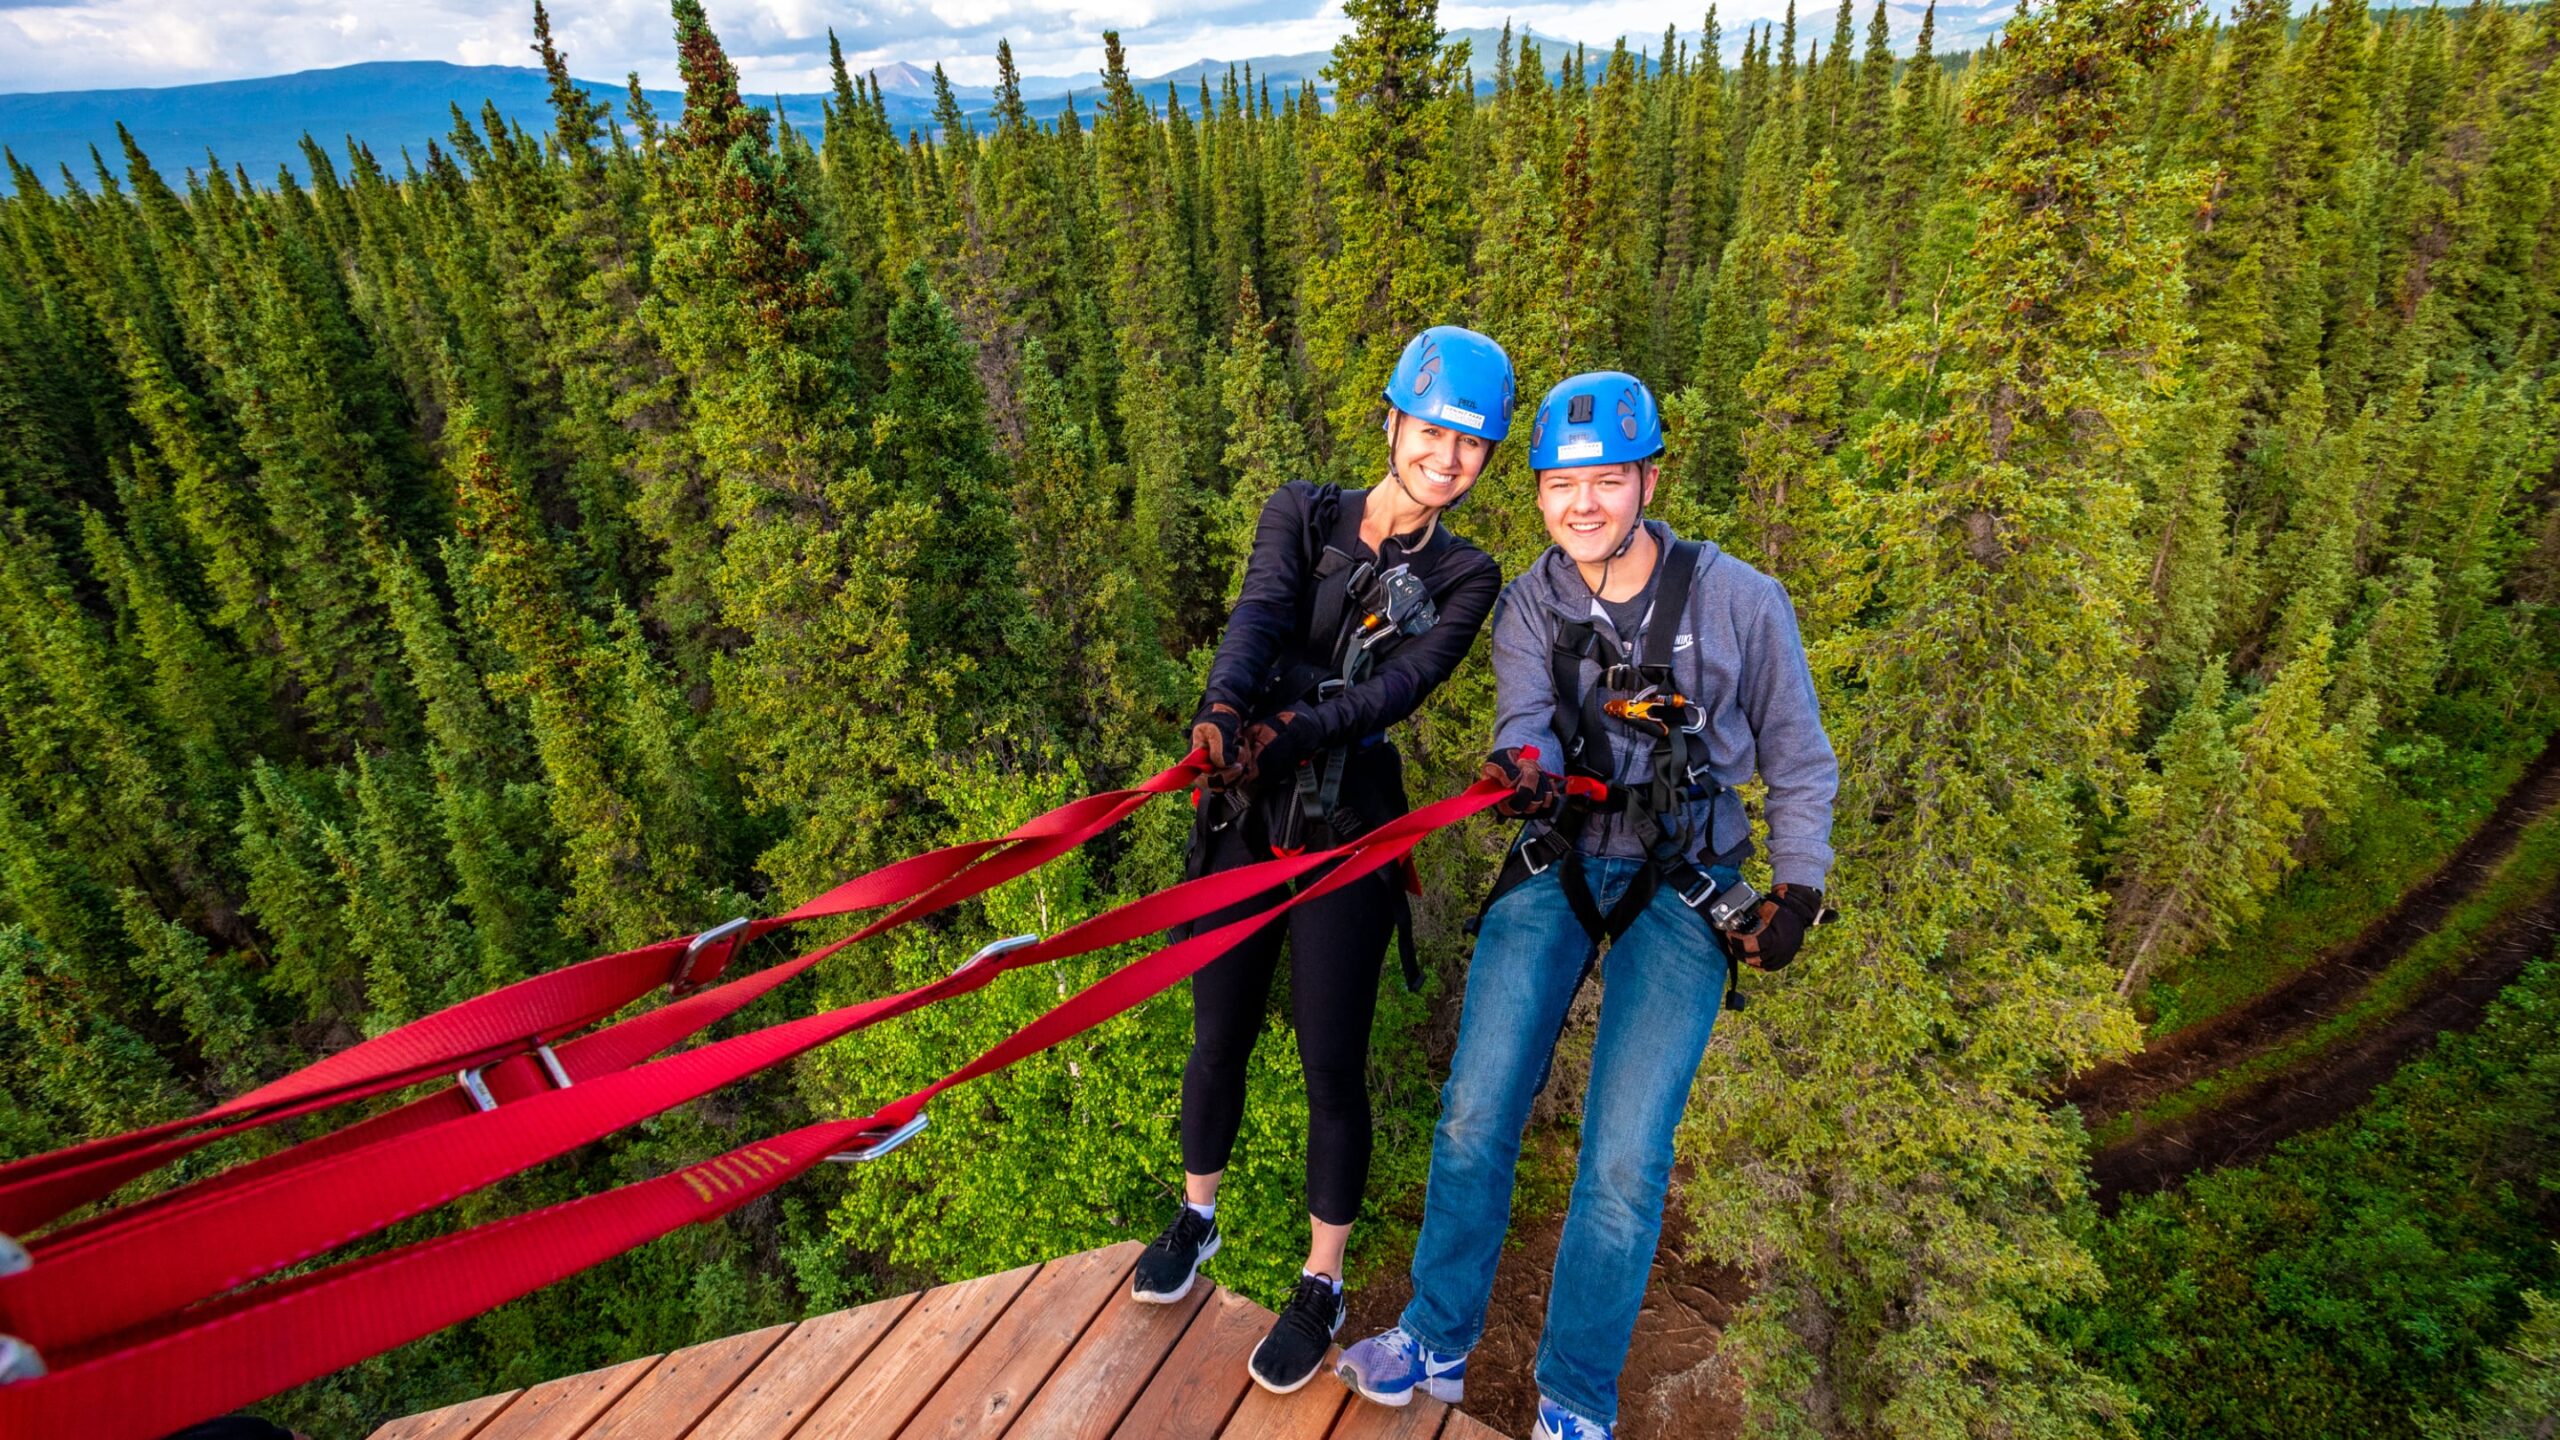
[952, 934, 1040, 977]
[0, 1334, 43, 1383]
[457, 1041, 575, 1114]
[825, 1112, 931, 1163]
[672, 917, 753, 992]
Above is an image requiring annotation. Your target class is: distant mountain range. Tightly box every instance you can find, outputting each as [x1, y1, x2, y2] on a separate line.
[0, 6, 2009, 196]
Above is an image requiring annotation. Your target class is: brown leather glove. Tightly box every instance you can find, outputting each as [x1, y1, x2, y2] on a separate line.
[1237, 709, 1324, 785]
[1480, 746, 1570, 820]
[1724, 884, 1823, 971]
[1190, 702, 1243, 787]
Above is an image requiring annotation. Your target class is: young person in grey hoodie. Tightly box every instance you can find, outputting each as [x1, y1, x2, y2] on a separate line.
[1337, 371, 1840, 1440]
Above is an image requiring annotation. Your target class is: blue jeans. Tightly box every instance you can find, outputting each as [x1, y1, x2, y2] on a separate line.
[1399, 856, 1730, 1426]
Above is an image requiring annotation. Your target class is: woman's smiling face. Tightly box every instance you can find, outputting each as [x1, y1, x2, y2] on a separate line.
[1388, 412, 1491, 509]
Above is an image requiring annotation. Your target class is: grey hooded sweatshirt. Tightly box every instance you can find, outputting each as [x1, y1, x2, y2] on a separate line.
[1488, 520, 1839, 890]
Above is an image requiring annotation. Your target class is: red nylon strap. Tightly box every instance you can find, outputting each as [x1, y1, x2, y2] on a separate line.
[32, 765, 1203, 1253]
[0, 754, 1204, 1236]
[0, 779, 1504, 1440]
[0, 788, 1477, 1350]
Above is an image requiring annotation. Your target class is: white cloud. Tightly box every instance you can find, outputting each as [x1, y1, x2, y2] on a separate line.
[0, 0, 1847, 96]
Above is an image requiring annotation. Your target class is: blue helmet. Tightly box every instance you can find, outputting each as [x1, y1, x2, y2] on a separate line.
[1528, 371, 1664, 472]
[1382, 326, 1518, 444]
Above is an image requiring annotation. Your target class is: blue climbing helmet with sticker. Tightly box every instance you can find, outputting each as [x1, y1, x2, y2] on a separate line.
[1527, 371, 1664, 472]
[1381, 325, 1518, 444]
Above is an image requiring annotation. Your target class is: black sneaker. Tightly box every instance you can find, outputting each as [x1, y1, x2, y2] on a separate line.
[1131, 1204, 1220, 1303]
[1249, 1273, 1346, 1394]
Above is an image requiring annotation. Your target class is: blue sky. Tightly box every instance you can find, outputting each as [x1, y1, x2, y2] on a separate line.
[0, 0, 1813, 95]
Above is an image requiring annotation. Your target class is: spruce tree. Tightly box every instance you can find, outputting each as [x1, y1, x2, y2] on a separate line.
[1681, 0, 2199, 1427]
[1735, 155, 1859, 638]
[1302, 0, 1471, 474]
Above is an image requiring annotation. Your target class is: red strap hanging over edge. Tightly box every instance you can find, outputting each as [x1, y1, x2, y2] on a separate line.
[0, 779, 1505, 1440]
[0, 755, 1206, 1233]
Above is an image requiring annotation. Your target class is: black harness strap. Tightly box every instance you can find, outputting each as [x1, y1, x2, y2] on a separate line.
[1191, 499, 1448, 990]
[1474, 540, 1733, 946]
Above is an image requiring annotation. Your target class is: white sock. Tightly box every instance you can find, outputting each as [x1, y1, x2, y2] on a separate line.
[1304, 1269, 1341, 1294]
[1186, 1200, 1215, 1222]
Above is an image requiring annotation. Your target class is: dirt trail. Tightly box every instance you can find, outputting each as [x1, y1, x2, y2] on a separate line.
[2075, 729, 2560, 1201]
[1344, 1197, 1747, 1440]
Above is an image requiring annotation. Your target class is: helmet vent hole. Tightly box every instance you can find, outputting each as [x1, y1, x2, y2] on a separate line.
[1567, 394, 1595, 424]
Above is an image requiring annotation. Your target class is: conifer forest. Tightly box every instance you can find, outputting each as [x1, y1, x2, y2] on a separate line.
[3, 0, 2559, 1432]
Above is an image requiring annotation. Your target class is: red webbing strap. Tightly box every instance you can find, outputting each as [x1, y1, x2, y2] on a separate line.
[0, 788, 1475, 1349]
[0, 756, 1205, 1233]
[28, 768, 1199, 1252]
[0, 779, 1505, 1440]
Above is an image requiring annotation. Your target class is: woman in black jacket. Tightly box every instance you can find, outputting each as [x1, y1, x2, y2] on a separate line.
[1129, 325, 1517, 1395]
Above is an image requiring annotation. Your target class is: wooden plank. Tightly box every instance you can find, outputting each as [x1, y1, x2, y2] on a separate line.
[1219, 1381, 1350, 1440]
[1326, 1393, 1450, 1440]
[582, 1324, 794, 1440]
[366, 1391, 522, 1440]
[794, 1261, 1042, 1438]
[1005, 1271, 1216, 1440]
[1113, 1286, 1269, 1440]
[898, 1242, 1141, 1440]
[688, 1294, 918, 1440]
[1435, 1410, 1509, 1440]
[474, 1354, 659, 1440]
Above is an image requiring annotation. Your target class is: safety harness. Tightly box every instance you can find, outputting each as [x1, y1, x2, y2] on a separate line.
[1477, 540, 1764, 1003]
[1193, 490, 1454, 987]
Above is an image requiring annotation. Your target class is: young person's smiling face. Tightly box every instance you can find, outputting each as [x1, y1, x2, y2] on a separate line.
[1536, 460, 1658, 564]
[1387, 412, 1492, 509]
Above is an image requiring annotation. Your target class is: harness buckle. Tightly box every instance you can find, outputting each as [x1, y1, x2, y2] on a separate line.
[0, 1334, 43, 1383]
[1521, 832, 1562, 877]
[672, 917, 753, 992]
[825, 1111, 931, 1163]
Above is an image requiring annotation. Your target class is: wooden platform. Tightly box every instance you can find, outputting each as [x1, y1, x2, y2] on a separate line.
[367, 1241, 1509, 1440]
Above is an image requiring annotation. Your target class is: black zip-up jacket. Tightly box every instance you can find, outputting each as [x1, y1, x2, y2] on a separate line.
[1199, 481, 1501, 834]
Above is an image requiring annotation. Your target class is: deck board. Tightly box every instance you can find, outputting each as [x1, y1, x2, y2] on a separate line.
[1218, 1379, 1350, 1440]
[795, 1261, 1040, 1438]
[582, 1324, 793, 1440]
[1327, 1392, 1452, 1440]
[898, 1241, 1139, 1440]
[686, 1293, 917, 1440]
[1005, 1273, 1214, 1440]
[472, 1354, 658, 1440]
[368, 1245, 1509, 1440]
[1111, 1285, 1268, 1440]
[367, 1391, 520, 1440]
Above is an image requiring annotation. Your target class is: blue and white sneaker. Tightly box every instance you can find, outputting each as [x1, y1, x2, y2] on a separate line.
[1335, 1326, 1467, 1406]
[1534, 1395, 1614, 1439]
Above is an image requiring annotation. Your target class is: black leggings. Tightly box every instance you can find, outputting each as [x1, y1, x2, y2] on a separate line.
[1179, 816, 1401, 1227]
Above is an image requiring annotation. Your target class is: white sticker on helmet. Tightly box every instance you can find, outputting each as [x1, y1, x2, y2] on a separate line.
[1556, 439, 1607, 461]
[1438, 403, 1486, 428]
